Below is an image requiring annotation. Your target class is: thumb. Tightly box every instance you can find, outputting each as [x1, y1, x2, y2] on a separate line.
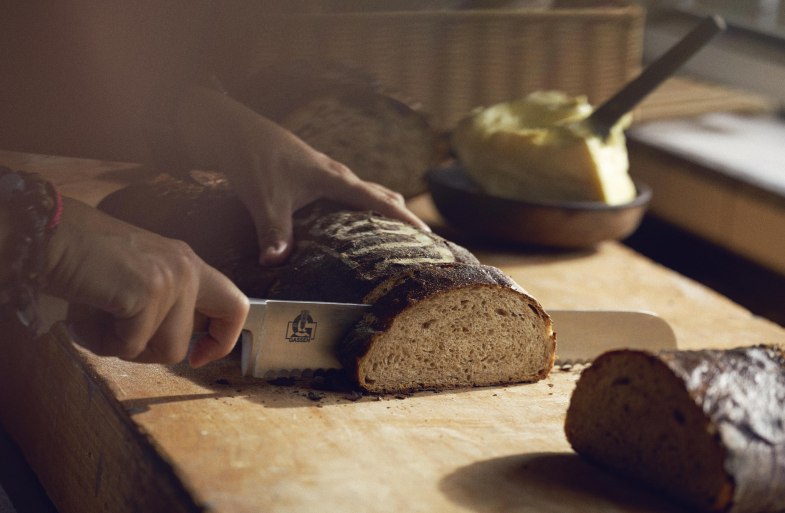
[252, 210, 294, 267]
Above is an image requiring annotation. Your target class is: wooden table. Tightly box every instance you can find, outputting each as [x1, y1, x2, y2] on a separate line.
[1, 150, 783, 513]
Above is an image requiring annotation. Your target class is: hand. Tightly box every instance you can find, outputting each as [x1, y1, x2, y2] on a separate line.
[43, 197, 249, 367]
[175, 86, 431, 266]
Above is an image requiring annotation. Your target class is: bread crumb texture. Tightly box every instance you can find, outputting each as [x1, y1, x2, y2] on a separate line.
[565, 346, 785, 513]
[344, 271, 555, 392]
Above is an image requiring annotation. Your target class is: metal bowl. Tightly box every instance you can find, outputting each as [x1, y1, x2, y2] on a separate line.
[426, 161, 651, 249]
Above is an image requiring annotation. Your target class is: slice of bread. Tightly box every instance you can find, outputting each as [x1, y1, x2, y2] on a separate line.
[565, 346, 785, 513]
[340, 264, 555, 393]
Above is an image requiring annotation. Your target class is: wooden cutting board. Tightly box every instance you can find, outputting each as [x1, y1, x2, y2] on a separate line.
[1, 150, 784, 513]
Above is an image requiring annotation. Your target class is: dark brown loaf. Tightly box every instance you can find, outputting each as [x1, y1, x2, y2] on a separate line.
[238, 61, 440, 198]
[98, 175, 556, 391]
[280, 90, 438, 198]
[564, 345, 785, 513]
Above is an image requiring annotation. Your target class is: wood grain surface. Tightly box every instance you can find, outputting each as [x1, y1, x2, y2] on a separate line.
[1, 150, 783, 513]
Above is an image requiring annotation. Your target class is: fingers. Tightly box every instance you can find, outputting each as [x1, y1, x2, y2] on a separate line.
[124, 288, 197, 364]
[253, 215, 294, 267]
[325, 167, 431, 233]
[189, 265, 250, 367]
[67, 296, 196, 364]
[228, 167, 295, 266]
[358, 182, 432, 233]
[64, 248, 248, 368]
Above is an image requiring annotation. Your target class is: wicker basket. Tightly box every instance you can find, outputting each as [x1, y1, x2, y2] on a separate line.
[249, 1, 645, 129]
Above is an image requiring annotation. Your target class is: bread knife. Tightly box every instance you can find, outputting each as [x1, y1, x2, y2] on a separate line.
[237, 299, 677, 378]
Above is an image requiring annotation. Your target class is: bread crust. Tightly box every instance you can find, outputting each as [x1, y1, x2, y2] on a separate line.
[277, 204, 479, 302]
[98, 174, 477, 302]
[565, 345, 785, 513]
[661, 345, 785, 513]
[339, 263, 555, 393]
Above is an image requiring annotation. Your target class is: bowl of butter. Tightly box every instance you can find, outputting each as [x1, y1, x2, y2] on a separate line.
[428, 91, 651, 249]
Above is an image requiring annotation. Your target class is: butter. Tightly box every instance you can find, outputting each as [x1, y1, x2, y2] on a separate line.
[451, 91, 636, 205]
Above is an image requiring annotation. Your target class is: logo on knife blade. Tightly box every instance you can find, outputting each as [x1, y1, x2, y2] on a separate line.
[286, 310, 317, 343]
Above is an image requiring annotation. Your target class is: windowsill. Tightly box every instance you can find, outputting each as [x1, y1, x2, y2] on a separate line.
[641, 6, 785, 106]
[628, 109, 785, 278]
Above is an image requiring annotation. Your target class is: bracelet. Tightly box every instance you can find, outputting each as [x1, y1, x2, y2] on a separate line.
[0, 166, 62, 332]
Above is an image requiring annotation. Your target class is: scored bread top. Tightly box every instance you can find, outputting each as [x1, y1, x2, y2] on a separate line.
[99, 175, 480, 302]
[260, 202, 480, 302]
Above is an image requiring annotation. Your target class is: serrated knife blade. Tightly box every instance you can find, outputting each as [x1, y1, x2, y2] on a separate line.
[549, 309, 677, 365]
[237, 300, 678, 378]
[240, 299, 370, 378]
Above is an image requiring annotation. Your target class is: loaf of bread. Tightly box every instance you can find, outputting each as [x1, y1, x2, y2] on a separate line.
[564, 345, 785, 513]
[98, 174, 556, 392]
[238, 61, 440, 198]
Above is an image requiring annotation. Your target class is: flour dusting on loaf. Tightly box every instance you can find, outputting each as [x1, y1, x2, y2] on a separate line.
[565, 345, 785, 513]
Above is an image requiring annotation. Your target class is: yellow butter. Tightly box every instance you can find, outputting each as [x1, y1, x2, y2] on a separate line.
[451, 91, 636, 205]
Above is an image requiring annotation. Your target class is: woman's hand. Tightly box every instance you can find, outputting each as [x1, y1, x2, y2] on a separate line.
[175, 85, 430, 266]
[43, 197, 249, 367]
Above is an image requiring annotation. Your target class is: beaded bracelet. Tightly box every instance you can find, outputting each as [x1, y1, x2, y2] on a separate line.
[0, 166, 62, 332]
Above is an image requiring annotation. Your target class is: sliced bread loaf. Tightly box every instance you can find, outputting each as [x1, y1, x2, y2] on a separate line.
[564, 345, 785, 513]
[98, 175, 556, 392]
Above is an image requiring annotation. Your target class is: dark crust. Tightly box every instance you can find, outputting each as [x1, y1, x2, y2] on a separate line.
[285, 89, 427, 129]
[568, 346, 785, 513]
[280, 90, 438, 198]
[98, 174, 259, 275]
[98, 175, 479, 303]
[658, 345, 785, 513]
[236, 60, 443, 198]
[336, 263, 554, 388]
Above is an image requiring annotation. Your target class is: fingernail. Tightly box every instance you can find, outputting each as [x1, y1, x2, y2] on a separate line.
[259, 241, 288, 266]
